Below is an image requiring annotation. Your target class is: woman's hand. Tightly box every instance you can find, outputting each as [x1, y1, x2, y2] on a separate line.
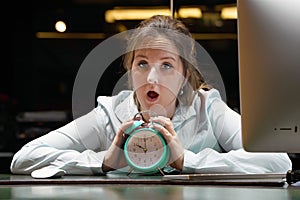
[150, 116, 184, 171]
[102, 119, 135, 173]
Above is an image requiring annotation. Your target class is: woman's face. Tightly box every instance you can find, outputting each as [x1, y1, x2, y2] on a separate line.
[131, 47, 187, 117]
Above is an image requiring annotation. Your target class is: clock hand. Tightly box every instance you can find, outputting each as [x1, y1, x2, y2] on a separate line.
[135, 144, 144, 149]
[143, 147, 147, 153]
[144, 136, 148, 153]
[134, 143, 147, 153]
[135, 144, 147, 152]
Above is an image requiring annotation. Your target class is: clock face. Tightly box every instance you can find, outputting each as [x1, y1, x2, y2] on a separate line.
[124, 128, 169, 173]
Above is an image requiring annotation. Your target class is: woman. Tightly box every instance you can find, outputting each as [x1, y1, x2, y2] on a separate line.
[10, 15, 291, 178]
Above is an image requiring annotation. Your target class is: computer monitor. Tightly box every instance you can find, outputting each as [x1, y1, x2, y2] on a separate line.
[238, 0, 300, 153]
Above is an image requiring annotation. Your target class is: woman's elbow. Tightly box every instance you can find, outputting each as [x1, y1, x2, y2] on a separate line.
[10, 153, 33, 175]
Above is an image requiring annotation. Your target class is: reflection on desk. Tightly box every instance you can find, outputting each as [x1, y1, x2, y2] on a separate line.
[1, 184, 300, 200]
[0, 174, 299, 200]
[0, 173, 288, 186]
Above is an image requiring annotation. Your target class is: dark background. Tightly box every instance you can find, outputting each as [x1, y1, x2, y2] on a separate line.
[3, 0, 239, 112]
[5, 0, 296, 173]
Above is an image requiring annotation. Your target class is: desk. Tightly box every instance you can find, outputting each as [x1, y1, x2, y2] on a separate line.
[0, 174, 300, 200]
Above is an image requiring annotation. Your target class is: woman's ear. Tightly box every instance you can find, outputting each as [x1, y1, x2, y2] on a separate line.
[183, 69, 191, 86]
[179, 70, 190, 96]
[186, 69, 191, 79]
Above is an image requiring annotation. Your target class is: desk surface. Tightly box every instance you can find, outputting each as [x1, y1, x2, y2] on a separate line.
[0, 174, 300, 200]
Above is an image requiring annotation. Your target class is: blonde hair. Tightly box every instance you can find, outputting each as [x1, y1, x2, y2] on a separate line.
[123, 15, 210, 106]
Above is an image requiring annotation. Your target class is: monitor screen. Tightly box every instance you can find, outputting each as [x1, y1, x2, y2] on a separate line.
[237, 0, 300, 153]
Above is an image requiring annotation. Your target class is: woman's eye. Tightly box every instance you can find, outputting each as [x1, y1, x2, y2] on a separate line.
[138, 61, 148, 69]
[161, 63, 173, 70]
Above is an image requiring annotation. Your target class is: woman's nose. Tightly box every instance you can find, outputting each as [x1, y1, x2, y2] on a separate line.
[147, 67, 158, 85]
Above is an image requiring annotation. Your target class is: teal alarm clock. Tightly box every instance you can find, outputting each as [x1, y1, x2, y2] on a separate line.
[124, 113, 170, 175]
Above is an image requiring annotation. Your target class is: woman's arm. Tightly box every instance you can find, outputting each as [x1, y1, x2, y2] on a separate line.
[183, 148, 291, 174]
[10, 108, 111, 176]
[182, 90, 292, 174]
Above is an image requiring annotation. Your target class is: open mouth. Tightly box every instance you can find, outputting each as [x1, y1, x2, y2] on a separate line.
[147, 91, 159, 101]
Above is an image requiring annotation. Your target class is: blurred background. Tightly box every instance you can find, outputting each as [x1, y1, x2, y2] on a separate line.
[1, 0, 240, 172]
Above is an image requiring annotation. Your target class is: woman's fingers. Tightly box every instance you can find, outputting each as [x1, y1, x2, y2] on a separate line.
[103, 118, 136, 172]
[152, 116, 173, 129]
[150, 116, 175, 140]
[114, 119, 135, 145]
[150, 116, 184, 170]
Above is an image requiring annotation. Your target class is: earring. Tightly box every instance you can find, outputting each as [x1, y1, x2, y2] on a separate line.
[179, 88, 184, 95]
[179, 80, 188, 96]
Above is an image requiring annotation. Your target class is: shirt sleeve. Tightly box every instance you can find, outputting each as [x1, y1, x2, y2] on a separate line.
[182, 89, 292, 174]
[183, 148, 292, 174]
[10, 107, 112, 176]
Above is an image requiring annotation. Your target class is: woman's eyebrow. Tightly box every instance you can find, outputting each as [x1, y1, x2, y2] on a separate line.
[134, 54, 177, 61]
[160, 56, 176, 61]
[134, 54, 147, 59]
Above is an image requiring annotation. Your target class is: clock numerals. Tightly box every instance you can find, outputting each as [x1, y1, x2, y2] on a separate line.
[127, 133, 163, 167]
[124, 128, 169, 175]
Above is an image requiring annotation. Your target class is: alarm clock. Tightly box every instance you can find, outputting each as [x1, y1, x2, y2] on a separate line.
[123, 112, 170, 175]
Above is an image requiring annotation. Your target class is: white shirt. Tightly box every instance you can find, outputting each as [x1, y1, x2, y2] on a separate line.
[10, 89, 292, 177]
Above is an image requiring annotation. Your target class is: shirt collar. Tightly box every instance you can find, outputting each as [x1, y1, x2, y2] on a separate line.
[114, 91, 139, 123]
[114, 90, 197, 126]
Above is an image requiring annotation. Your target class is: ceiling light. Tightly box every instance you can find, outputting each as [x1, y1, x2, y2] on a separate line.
[178, 7, 202, 18]
[55, 21, 67, 32]
[105, 7, 171, 23]
[105, 7, 203, 23]
[220, 6, 237, 19]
